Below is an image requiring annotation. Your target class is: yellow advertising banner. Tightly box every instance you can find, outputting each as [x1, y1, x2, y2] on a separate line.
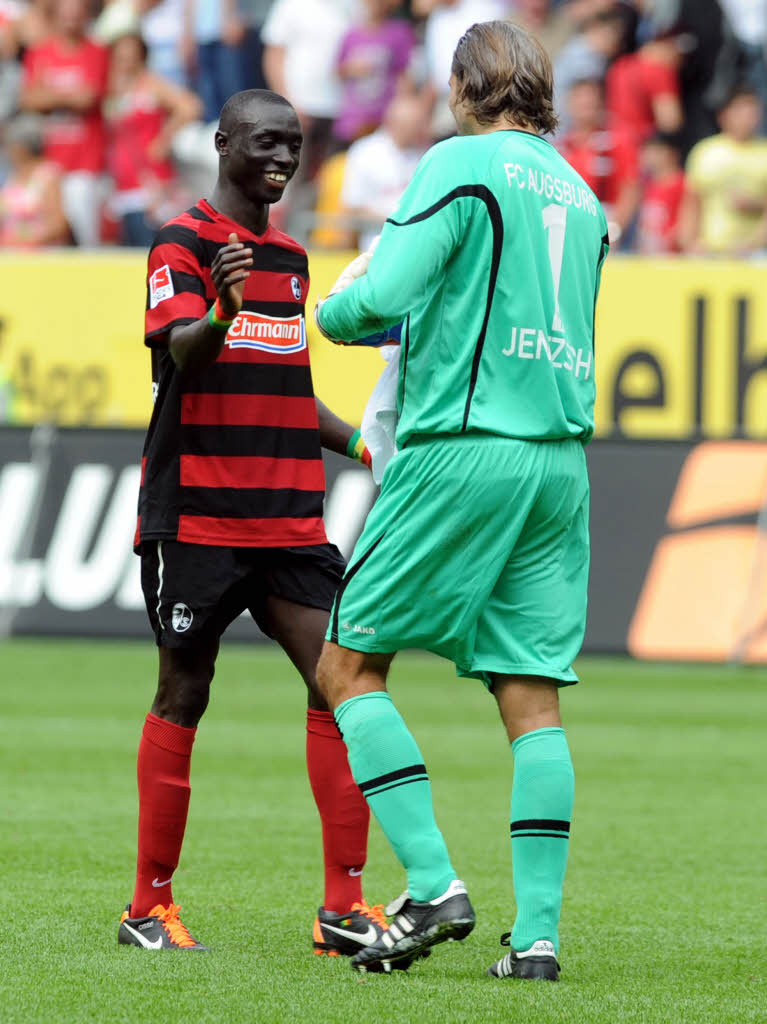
[594, 257, 767, 439]
[0, 250, 383, 428]
[1, 250, 766, 436]
[0, 251, 148, 426]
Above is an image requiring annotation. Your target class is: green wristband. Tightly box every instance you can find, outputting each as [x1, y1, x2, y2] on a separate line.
[346, 429, 362, 459]
[208, 299, 235, 331]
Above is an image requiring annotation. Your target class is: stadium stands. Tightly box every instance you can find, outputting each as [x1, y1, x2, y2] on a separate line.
[0, 0, 764, 252]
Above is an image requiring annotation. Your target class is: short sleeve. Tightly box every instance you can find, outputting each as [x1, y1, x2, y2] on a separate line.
[645, 61, 679, 99]
[144, 225, 207, 347]
[261, 0, 293, 46]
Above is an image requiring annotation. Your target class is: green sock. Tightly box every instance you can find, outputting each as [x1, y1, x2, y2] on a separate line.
[509, 727, 574, 953]
[335, 691, 455, 901]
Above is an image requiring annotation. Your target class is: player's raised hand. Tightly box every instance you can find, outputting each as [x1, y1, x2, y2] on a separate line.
[211, 231, 253, 318]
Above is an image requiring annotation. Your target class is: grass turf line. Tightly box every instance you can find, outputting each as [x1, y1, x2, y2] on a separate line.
[1, 639, 765, 1023]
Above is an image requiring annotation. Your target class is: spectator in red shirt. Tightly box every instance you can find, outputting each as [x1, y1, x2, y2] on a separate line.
[20, 0, 109, 246]
[606, 29, 684, 149]
[637, 133, 685, 254]
[105, 30, 201, 247]
[557, 77, 641, 248]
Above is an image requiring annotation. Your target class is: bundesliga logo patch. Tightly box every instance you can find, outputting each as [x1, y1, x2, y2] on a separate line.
[225, 312, 306, 354]
[149, 264, 174, 308]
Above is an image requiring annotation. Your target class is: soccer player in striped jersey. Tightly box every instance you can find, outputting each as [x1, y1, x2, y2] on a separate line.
[118, 90, 386, 955]
[314, 22, 609, 977]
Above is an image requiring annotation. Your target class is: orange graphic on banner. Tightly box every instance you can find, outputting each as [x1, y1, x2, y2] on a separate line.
[628, 442, 767, 663]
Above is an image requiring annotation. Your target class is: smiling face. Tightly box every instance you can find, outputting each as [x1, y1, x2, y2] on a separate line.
[216, 100, 303, 205]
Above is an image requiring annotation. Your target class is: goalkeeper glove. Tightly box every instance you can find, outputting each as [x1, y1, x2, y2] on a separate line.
[313, 238, 380, 344]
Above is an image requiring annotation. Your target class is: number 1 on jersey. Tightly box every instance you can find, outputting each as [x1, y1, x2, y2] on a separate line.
[542, 203, 567, 334]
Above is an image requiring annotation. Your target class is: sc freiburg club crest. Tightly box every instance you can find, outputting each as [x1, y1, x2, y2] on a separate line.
[172, 603, 193, 632]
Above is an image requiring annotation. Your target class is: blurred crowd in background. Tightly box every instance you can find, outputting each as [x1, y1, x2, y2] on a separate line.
[0, 0, 766, 255]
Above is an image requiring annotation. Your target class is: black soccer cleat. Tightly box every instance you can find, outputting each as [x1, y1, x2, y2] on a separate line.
[351, 879, 475, 973]
[313, 901, 388, 957]
[118, 903, 209, 950]
[487, 934, 560, 981]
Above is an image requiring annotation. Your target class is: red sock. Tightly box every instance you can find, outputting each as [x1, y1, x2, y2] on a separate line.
[306, 709, 370, 914]
[131, 713, 196, 917]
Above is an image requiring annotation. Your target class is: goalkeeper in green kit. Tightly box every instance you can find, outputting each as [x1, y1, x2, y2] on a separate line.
[314, 20, 609, 979]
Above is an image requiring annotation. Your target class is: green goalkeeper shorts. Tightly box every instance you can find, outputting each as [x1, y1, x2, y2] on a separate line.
[326, 433, 590, 687]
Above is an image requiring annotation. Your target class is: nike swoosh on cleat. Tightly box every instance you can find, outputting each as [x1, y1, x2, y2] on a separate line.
[322, 923, 379, 945]
[121, 922, 163, 949]
[152, 878, 172, 887]
[347, 868, 363, 877]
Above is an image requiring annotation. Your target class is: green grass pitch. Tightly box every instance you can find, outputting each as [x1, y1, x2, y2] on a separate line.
[2, 639, 765, 1023]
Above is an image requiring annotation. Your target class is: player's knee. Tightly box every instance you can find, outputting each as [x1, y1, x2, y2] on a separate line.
[316, 643, 358, 709]
[153, 647, 216, 726]
[316, 644, 390, 709]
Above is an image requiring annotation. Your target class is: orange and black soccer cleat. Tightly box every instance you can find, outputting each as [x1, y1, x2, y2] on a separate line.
[352, 880, 475, 973]
[118, 903, 209, 950]
[313, 901, 388, 957]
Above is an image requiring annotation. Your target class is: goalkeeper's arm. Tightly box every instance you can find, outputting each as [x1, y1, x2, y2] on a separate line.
[316, 146, 463, 342]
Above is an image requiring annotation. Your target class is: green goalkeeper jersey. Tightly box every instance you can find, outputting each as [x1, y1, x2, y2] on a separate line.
[319, 129, 609, 446]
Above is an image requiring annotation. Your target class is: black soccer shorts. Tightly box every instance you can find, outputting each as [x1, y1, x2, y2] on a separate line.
[140, 540, 346, 648]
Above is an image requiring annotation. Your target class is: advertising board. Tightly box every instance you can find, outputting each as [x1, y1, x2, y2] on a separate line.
[2, 428, 766, 662]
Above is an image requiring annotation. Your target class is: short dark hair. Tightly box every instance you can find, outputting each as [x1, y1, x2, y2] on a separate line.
[218, 89, 295, 133]
[451, 20, 558, 135]
[642, 131, 681, 151]
[582, 9, 626, 31]
[717, 83, 761, 114]
[568, 76, 606, 96]
[112, 31, 148, 63]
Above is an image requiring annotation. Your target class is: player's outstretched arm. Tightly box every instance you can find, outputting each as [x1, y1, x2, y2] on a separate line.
[316, 398, 371, 468]
[316, 144, 463, 342]
[169, 232, 251, 373]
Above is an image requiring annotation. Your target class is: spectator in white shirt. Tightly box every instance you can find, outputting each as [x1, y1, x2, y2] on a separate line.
[262, 0, 359, 179]
[419, 0, 510, 138]
[340, 90, 431, 250]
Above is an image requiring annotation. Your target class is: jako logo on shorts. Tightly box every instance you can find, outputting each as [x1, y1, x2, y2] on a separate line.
[225, 312, 306, 354]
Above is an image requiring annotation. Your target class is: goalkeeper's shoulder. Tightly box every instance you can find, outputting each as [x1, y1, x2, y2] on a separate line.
[389, 136, 494, 219]
[407, 136, 475, 182]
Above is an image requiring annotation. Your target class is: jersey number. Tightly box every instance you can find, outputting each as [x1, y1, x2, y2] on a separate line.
[542, 203, 567, 334]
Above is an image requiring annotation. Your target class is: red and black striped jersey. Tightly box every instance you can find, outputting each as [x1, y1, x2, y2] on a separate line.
[136, 198, 328, 549]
